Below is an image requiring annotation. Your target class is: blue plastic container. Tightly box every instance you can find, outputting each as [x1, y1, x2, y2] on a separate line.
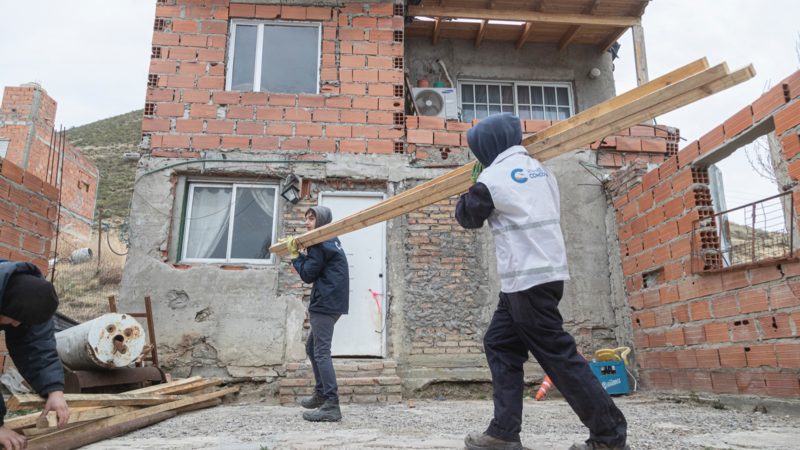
[589, 360, 630, 395]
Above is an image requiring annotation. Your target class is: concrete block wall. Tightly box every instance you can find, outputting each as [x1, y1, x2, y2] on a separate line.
[609, 70, 800, 398]
[145, 0, 404, 157]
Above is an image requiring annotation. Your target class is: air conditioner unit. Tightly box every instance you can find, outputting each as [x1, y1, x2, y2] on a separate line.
[412, 87, 459, 120]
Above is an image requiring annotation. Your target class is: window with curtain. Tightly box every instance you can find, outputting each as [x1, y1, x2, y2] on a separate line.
[227, 20, 321, 94]
[459, 81, 573, 122]
[181, 183, 278, 263]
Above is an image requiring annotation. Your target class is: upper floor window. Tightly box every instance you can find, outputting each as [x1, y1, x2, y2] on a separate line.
[181, 182, 278, 264]
[227, 20, 321, 94]
[0, 140, 8, 158]
[459, 81, 573, 123]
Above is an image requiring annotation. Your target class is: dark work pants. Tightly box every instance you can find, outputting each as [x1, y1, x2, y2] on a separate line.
[307, 311, 341, 402]
[483, 281, 627, 447]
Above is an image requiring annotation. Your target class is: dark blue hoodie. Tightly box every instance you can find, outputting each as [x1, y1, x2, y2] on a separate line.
[0, 261, 64, 425]
[292, 206, 350, 315]
[466, 113, 523, 167]
[456, 113, 524, 229]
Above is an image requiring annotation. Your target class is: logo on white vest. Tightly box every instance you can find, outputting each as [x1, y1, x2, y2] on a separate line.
[510, 167, 548, 184]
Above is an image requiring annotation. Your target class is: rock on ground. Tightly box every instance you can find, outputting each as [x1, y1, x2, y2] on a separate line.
[84, 394, 800, 450]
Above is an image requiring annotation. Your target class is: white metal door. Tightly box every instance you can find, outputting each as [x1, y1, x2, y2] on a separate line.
[319, 192, 386, 357]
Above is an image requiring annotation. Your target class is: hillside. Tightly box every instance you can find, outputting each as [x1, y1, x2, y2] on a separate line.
[67, 110, 142, 222]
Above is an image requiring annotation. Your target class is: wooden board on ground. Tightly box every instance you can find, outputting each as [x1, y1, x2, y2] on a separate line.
[7, 393, 180, 410]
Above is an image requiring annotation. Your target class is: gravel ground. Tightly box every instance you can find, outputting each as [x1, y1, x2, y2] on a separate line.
[85, 394, 800, 450]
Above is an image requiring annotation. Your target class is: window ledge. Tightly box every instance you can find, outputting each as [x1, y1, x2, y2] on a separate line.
[697, 256, 798, 275]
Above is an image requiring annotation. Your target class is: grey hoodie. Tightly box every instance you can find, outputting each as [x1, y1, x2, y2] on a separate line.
[307, 206, 333, 227]
[466, 113, 523, 167]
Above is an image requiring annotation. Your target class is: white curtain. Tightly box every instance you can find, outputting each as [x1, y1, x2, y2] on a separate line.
[249, 187, 275, 218]
[249, 187, 276, 258]
[186, 186, 232, 259]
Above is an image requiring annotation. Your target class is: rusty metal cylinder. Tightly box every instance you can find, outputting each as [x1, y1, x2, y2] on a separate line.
[56, 313, 146, 370]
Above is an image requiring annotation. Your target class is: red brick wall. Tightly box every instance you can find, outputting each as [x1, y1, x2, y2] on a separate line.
[0, 159, 59, 273]
[144, 1, 404, 156]
[610, 70, 800, 398]
[0, 85, 98, 242]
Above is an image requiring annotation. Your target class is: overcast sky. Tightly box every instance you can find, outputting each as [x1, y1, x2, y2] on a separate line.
[1, 0, 798, 205]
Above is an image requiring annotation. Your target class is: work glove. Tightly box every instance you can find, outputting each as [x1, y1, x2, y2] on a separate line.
[279, 236, 301, 259]
[470, 161, 484, 183]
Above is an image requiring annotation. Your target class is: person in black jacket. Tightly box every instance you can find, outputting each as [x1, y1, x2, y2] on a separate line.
[0, 261, 70, 450]
[287, 206, 349, 422]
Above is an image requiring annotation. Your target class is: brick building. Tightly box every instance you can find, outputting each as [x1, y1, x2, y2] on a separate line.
[609, 70, 800, 397]
[0, 83, 99, 243]
[122, 0, 790, 404]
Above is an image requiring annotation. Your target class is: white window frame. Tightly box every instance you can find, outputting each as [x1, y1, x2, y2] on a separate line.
[457, 79, 575, 121]
[226, 19, 322, 94]
[180, 181, 279, 265]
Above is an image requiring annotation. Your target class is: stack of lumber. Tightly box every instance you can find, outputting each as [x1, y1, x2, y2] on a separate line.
[270, 58, 755, 257]
[3, 376, 237, 450]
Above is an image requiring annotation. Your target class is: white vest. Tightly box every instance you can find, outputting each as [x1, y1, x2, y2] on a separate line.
[477, 146, 570, 293]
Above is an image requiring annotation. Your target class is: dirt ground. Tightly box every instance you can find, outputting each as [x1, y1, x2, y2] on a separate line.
[85, 393, 800, 450]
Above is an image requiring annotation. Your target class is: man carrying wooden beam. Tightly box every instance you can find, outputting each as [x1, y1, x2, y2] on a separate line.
[285, 206, 349, 422]
[0, 260, 70, 450]
[455, 114, 628, 450]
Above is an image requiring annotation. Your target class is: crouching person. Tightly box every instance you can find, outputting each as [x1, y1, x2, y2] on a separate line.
[286, 206, 349, 422]
[0, 261, 70, 450]
[455, 114, 628, 450]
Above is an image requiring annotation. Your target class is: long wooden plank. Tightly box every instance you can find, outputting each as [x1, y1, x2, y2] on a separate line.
[28, 387, 238, 448]
[274, 58, 708, 253]
[521, 57, 709, 146]
[268, 59, 726, 257]
[7, 393, 179, 410]
[270, 59, 711, 256]
[533, 65, 756, 161]
[527, 63, 732, 154]
[3, 377, 204, 431]
[407, 5, 640, 27]
[126, 376, 203, 395]
[40, 405, 139, 428]
[155, 377, 223, 395]
[27, 411, 177, 450]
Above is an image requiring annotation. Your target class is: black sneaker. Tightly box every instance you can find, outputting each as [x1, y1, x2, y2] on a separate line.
[568, 440, 630, 450]
[464, 431, 523, 450]
[300, 392, 325, 409]
[302, 399, 342, 422]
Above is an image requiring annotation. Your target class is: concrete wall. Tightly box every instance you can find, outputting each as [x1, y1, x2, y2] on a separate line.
[405, 38, 616, 114]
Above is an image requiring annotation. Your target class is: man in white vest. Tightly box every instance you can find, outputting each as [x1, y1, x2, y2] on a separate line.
[456, 113, 628, 450]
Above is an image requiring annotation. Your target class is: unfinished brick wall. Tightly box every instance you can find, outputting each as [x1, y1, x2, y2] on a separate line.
[0, 84, 98, 243]
[0, 159, 58, 273]
[610, 70, 800, 398]
[144, 0, 403, 156]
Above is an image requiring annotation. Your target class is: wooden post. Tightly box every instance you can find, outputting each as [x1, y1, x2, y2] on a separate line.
[144, 295, 160, 368]
[632, 24, 649, 86]
[96, 208, 102, 273]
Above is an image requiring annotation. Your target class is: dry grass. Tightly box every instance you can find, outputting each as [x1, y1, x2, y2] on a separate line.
[51, 230, 127, 322]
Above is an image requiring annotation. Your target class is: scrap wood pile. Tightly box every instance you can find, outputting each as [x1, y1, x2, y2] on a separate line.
[269, 58, 755, 257]
[3, 376, 237, 450]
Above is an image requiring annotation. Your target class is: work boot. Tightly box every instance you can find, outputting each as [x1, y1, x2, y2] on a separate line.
[568, 440, 630, 450]
[464, 431, 523, 450]
[302, 398, 342, 422]
[300, 391, 325, 409]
